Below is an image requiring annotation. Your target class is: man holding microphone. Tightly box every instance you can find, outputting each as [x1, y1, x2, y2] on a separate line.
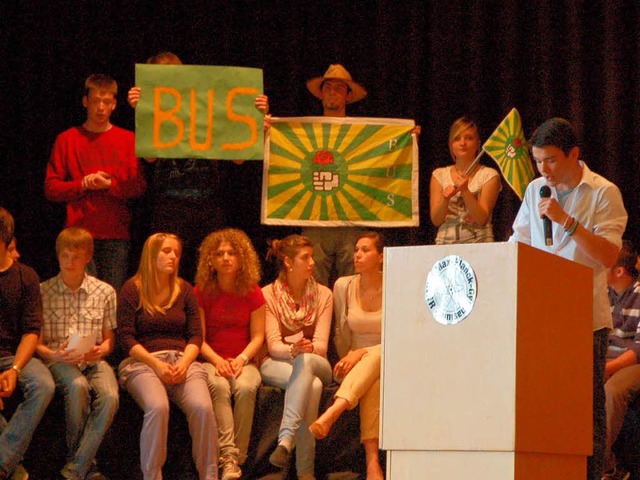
[509, 117, 627, 480]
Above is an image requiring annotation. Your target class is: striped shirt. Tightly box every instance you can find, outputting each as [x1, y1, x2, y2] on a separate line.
[40, 273, 117, 353]
[608, 280, 640, 359]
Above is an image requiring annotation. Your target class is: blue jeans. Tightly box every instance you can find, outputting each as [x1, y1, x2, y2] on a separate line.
[89, 239, 130, 293]
[0, 357, 55, 476]
[49, 361, 119, 479]
[260, 353, 332, 476]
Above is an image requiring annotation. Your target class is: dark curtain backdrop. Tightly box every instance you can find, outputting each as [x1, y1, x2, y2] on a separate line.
[1, 0, 639, 281]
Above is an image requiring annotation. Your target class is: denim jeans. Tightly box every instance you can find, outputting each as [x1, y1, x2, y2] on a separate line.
[0, 357, 55, 476]
[49, 361, 119, 479]
[89, 239, 130, 293]
[260, 353, 332, 476]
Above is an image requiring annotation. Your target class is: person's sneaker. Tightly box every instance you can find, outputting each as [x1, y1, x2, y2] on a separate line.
[602, 466, 631, 480]
[268, 444, 291, 468]
[220, 456, 241, 480]
[9, 465, 28, 480]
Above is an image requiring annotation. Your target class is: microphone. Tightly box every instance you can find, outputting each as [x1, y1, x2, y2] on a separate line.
[540, 185, 553, 246]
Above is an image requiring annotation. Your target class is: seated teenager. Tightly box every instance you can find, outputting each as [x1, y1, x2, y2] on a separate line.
[260, 235, 332, 480]
[38, 227, 119, 480]
[310, 231, 385, 480]
[194, 229, 265, 480]
[117, 233, 218, 480]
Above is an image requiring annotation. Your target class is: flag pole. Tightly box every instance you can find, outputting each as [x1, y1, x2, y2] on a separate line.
[463, 150, 485, 176]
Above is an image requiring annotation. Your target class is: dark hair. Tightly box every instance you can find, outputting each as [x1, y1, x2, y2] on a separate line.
[529, 118, 578, 156]
[356, 231, 386, 253]
[266, 234, 313, 279]
[0, 207, 15, 247]
[615, 240, 638, 278]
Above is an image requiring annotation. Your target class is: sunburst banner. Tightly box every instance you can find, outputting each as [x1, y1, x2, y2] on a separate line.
[482, 108, 534, 200]
[261, 116, 419, 227]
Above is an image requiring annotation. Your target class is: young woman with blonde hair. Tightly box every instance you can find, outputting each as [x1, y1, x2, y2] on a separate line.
[117, 233, 218, 480]
[430, 116, 501, 244]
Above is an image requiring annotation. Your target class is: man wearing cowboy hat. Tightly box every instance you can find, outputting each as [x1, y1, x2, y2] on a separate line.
[306, 64, 367, 116]
[302, 64, 368, 287]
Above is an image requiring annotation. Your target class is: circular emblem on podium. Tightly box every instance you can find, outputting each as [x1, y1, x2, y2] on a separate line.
[424, 255, 477, 325]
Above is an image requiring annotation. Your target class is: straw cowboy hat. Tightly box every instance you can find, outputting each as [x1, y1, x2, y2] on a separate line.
[306, 64, 367, 104]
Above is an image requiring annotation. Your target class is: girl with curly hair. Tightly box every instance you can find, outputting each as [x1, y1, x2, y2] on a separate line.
[194, 229, 265, 480]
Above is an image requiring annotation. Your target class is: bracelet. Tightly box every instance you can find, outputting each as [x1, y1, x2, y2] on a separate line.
[289, 344, 294, 359]
[563, 216, 575, 232]
[239, 353, 249, 366]
[11, 365, 21, 376]
[567, 219, 579, 236]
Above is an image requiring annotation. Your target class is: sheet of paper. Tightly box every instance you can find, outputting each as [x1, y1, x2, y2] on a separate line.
[283, 330, 304, 344]
[66, 331, 98, 355]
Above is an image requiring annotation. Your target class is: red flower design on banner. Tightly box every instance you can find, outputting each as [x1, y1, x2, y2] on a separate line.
[313, 150, 335, 166]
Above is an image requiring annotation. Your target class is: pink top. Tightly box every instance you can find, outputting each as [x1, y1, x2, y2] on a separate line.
[262, 281, 332, 359]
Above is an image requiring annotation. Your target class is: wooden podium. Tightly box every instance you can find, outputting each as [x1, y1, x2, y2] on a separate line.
[380, 242, 593, 479]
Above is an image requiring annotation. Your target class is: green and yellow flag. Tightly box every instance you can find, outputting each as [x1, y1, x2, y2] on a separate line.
[261, 116, 419, 226]
[482, 108, 534, 200]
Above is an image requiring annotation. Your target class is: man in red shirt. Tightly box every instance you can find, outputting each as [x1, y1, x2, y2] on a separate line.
[45, 74, 146, 292]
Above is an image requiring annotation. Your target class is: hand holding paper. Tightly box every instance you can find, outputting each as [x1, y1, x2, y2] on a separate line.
[67, 331, 98, 356]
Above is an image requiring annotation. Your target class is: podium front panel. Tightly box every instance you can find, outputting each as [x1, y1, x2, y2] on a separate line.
[380, 242, 593, 454]
[381, 242, 519, 450]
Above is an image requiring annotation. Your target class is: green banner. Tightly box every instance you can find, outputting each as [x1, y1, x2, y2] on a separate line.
[261, 116, 419, 227]
[482, 108, 534, 200]
[135, 64, 264, 160]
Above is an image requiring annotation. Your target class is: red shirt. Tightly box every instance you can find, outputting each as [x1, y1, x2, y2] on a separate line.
[45, 125, 145, 240]
[195, 284, 265, 358]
